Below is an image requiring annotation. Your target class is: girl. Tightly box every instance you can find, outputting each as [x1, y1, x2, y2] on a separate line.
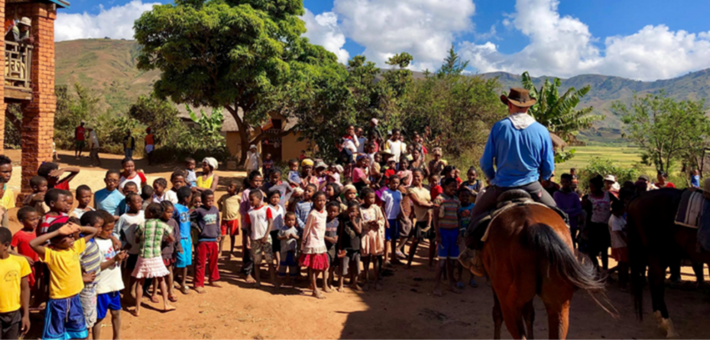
[315, 162, 328, 191]
[266, 190, 284, 275]
[583, 175, 618, 274]
[397, 158, 413, 187]
[342, 185, 358, 206]
[300, 159, 319, 189]
[359, 188, 386, 291]
[300, 191, 329, 299]
[119, 158, 147, 194]
[295, 185, 317, 230]
[154, 201, 181, 303]
[324, 202, 341, 292]
[410, 148, 423, 171]
[325, 183, 346, 212]
[339, 202, 362, 291]
[352, 156, 371, 192]
[194, 157, 220, 193]
[239, 171, 265, 283]
[427, 147, 445, 178]
[132, 203, 176, 316]
[461, 167, 482, 194]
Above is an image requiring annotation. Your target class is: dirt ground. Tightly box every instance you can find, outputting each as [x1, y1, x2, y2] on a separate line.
[5, 149, 710, 339]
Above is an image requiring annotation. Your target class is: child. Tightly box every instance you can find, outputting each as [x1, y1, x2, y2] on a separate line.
[339, 202, 362, 291]
[554, 173, 583, 248]
[37, 162, 80, 191]
[352, 156, 371, 192]
[300, 191, 329, 299]
[300, 159, 318, 188]
[114, 193, 144, 301]
[461, 167, 482, 193]
[381, 176, 403, 265]
[429, 174, 443, 200]
[239, 172, 264, 283]
[194, 190, 221, 293]
[73, 185, 94, 219]
[12, 207, 40, 291]
[77, 213, 103, 331]
[277, 212, 299, 288]
[63, 191, 75, 216]
[266, 190, 284, 274]
[457, 188, 477, 288]
[245, 190, 278, 288]
[38, 189, 69, 237]
[287, 159, 301, 187]
[170, 170, 187, 192]
[157, 201, 181, 303]
[406, 169, 434, 269]
[359, 188, 386, 291]
[185, 157, 197, 188]
[91, 210, 126, 340]
[324, 201, 340, 292]
[218, 181, 241, 261]
[433, 178, 461, 296]
[397, 158, 413, 187]
[609, 200, 629, 288]
[262, 153, 274, 178]
[141, 185, 154, 210]
[152, 178, 175, 204]
[30, 220, 99, 340]
[23, 175, 49, 215]
[0, 228, 31, 339]
[173, 187, 193, 295]
[295, 184, 316, 231]
[119, 158, 147, 194]
[132, 203, 175, 315]
[95, 170, 125, 220]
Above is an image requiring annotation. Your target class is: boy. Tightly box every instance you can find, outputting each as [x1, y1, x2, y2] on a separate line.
[93, 208, 127, 340]
[262, 153, 274, 178]
[432, 178, 461, 297]
[12, 207, 40, 290]
[77, 212, 103, 331]
[554, 173, 583, 248]
[152, 178, 176, 204]
[381, 176, 403, 265]
[429, 174, 443, 200]
[141, 185, 154, 210]
[457, 188, 476, 287]
[218, 181, 241, 261]
[287, 159, 301, 187]
[193, 190, 221, 293]
[30, 220, 99, 340]
[245, 190, 277, 288]
[73, 185, 94, 219]
[23, 176, 49, 215]
[114, 193, 144, 298]
[38, 189, 69, 237]
[0, 228, 31, 339]
[277, 212, 299, 288]
[185, 157, 197, 188]
[173, 187, 193, 295]
[609, 200, 629, 288]
[95, 170, 125, 220]
[340, 202, 362, 291]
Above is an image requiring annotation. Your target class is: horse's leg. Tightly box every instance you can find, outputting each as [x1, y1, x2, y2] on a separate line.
[649, 256, 679, 338]
[499, 301, 526, 340]
[523, 301, 535, 339]
[543, 300, 570, 340]
[492, 290, 504, 339]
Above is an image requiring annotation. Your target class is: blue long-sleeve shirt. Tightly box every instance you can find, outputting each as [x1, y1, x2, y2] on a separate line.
[480, 115, 554, 187]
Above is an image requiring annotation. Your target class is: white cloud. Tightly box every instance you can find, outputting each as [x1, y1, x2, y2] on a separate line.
[55, 0, 158, 41]
[460, 0, 710, 81]
[333, 0, 476, 70]
[301, 9, 350, 64]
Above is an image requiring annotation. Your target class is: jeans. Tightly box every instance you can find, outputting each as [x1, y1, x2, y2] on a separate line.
[124, 148, 133, 159]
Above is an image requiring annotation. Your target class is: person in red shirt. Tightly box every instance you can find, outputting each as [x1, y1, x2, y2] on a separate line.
[144, 127, 155, 165]
[36, 162, 80, 191]
[75, 121, 86, 158]
[11, 207, 40, 289]
[429, 174, 443, 200]
[655, 171, 676, 188]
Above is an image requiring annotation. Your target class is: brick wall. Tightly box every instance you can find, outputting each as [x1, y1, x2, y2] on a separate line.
[0, 0, 6, 148]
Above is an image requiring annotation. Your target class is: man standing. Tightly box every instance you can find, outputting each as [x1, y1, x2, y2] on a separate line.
[74, 121, 86, 159]
[88, 127, 101, 166]
[368, 118, 383, 145]
[144, 127, 155, 165]
[472, 88, 556, 217]
[123, 130, 135, 159]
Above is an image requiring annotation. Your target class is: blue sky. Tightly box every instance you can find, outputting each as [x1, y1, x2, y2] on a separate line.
[55, 0, 710, 80]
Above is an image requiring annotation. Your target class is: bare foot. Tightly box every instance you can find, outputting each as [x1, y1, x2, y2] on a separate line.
[433, 288, 443, 297]
[164, 304, 177, 312]
[245, 275, 256, 284]
[313, 291, 326, 299]
[323, 285, 332, 293]
[337, 285, 344, 292]
[194, 286, 206, 294]
[168, 295, 178, 303]
[351, 284, 363, 292]
[149, 296, 159, 303]
[181, 286, 190, 295]
[255, 281, 262, 288]
[131, 309, 140, 317]
[209, 282, 222, 288]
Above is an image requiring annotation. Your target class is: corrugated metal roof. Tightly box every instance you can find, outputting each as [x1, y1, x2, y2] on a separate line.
[47, 0, 70, 8]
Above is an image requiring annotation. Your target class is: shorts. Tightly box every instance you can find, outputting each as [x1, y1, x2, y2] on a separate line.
[221, 219, 239, 236]
[280, 251, 298, 267]
[399, 217, 413, 238]
[386, 219, 400, 241]
[270, 230, 281, 254]
[413, 221, 435, 241]
[163, 257, 176, 267]
[0, 309, 21, 340]
[44, 295, 88, 340]
[327, 247, 338, 267]
[76, 140, 85, 149]
[612, 247, 628, 263]
[78, 285, 97, 328]
[96, 292, 121, 321]
[251, 236, 274, 264]
[175, 238, 193, 268]
[437, 228, 460, 259]
[145, 144, 154, 153]
[340, 250, 361, 276]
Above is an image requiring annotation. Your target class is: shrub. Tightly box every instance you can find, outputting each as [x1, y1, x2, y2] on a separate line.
[577, 157, 641, 193]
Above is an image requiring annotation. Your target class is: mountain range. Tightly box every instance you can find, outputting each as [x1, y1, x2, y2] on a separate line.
[56, 39, 710, 142]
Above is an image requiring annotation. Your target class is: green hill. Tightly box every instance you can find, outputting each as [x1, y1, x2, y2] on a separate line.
[56, 39, 710, 141]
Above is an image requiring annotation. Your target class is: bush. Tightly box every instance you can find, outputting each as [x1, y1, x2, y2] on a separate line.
[577, 158, 642, 193]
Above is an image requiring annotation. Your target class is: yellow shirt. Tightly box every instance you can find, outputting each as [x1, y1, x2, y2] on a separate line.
[44, 238, 86, 299]
[0, 254, 31, 313]
[196, 174, 214, 190]
[1, 187, 15, 209]
[408, 186, 431, 221]
[218, 194, 241, 222]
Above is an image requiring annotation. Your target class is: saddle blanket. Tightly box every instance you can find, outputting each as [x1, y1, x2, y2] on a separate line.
[675, 190, 703, 229]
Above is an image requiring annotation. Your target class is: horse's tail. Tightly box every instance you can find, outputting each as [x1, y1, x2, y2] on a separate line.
[626, 209, 646, 320]
[525, 223, 618, 318]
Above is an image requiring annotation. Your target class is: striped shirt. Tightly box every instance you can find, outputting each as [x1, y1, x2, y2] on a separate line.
[294, 201, 313, 230]
[136, 219, 173, 259]
[80, 240, 102, 289]
[434, 194, 461, 230]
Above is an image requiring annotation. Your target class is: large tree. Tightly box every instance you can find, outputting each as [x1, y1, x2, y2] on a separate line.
[134, 0, 340, 164]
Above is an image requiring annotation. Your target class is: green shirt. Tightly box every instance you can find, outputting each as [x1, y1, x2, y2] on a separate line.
[135, 219, 173, 259]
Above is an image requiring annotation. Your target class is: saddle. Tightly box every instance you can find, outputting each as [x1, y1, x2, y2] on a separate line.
[465, 189, 569, 250]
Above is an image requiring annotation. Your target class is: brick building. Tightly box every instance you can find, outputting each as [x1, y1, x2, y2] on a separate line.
[1, 0, 69, 192]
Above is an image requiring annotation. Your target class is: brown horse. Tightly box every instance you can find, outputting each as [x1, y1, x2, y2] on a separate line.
[626, 188, 710, 338]
[463, 203, 611, 339]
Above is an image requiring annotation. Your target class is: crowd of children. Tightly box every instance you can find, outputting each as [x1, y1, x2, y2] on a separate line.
[0, 126, 492, 340]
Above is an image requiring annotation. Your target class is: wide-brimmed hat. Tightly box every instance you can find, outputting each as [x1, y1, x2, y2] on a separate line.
[19, 17, 31, 27]
[603, 175, 616, 183]
[500, 88, 537, 108]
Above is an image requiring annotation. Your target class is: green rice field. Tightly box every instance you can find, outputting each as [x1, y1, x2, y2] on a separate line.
[556, 145, 656, 175]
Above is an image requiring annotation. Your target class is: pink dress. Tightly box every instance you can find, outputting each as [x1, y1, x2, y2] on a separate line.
[360, 205, 386, 256]
[300, 208, 329, 270]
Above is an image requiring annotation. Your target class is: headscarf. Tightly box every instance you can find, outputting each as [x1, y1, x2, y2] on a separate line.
[301, 159, 314, 167]
[433, 147, 443, 156]
[202, 157, 218, 171]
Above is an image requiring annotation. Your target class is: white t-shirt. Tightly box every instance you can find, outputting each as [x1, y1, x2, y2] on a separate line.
[95, 238, 125, 294]
[343, 139, 357, 155]
[90, 131, 100, 148]
[357, 137, 368, 154]
[279, 226, 299, 253]
[386, 140, 402, 163]
[268, 204, 284, 232]
[115, 212, 145, 255]
[608, 214, 627, 249]
[246, 205, 271, 240]
[153, 190, 178, 204]
[381, 189, 402, 220]
[73, 207, 94, 220]
[119, 173, 147, 195]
